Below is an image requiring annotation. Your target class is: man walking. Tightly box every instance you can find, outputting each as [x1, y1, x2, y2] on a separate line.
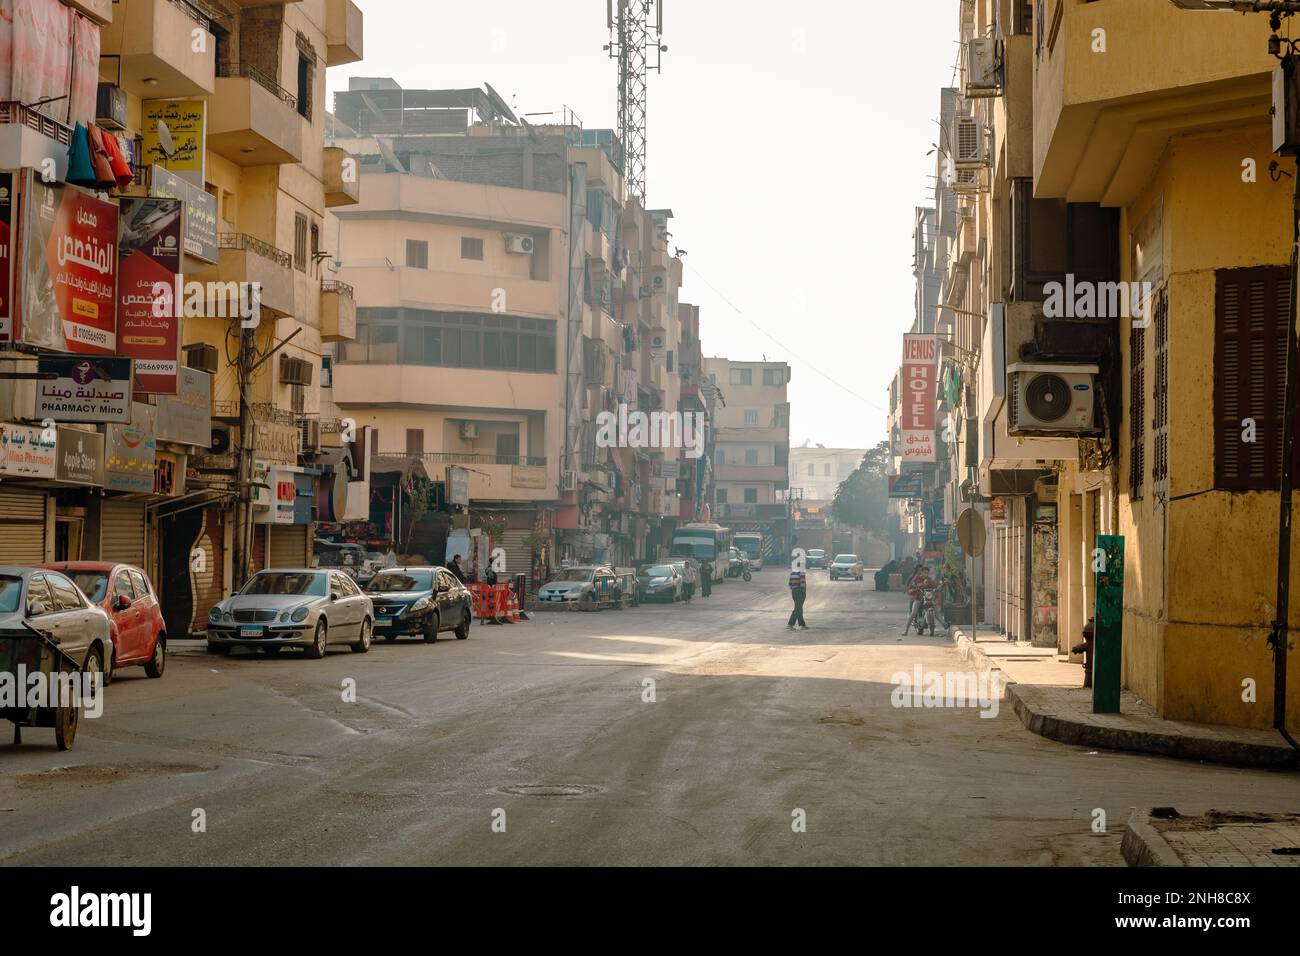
[788, 564, 807, 630]
[682, 558, 697, 603]
[700, 558, 713, 598]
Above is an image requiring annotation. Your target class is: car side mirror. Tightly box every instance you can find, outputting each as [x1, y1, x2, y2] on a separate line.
[116, 594, 132, 610]
[27, 600, 45, 617]
[330, 591, 341, 602]
[437, 583, 449, 593]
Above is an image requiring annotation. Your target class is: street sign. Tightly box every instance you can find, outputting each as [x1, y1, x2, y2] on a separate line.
[956, 507, 986, 557]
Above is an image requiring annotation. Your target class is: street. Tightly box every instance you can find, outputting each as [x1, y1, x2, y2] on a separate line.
[2, 574, 1294, 867]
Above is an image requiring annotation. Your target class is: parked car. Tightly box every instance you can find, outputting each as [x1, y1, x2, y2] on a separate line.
[829, 554, 865, 581]
[806, 549, 827, 570]
[365, 567, 471, 642]
[46, 562, 166, 683]
[537, 566, 622, 609]
[636, 564, 683, 602]
[207, 569, 374, 658]
[0, 568, 111, 749]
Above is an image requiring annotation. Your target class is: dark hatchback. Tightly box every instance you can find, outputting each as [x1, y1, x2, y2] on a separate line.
[365, 567, 472, 643]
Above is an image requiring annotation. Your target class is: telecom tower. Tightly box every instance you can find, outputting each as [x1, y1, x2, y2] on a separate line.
[606, 0, 665, 203]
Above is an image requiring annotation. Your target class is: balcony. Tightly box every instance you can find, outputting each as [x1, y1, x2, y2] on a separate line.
[1034, 0, 1273, 206]
[190, 233, 295, 318]
[321, 280, 356, 342]
[0, 103, 72, 181]
[326, 0, 364, 66]
[100, 0, 215, 99]
[342, 265, 559, 318]
[323, 147, 360, 206]
[715, 464, 787, 484]
[208, 66, 304, 166]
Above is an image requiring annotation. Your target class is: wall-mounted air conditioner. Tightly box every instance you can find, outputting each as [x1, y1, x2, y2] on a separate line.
[560, 470, 577, 492]
[953, 115, 990, 170]
[279, 355, 314, 386]
[459, 421, 479, 440]
[505, 234, 535, 255]
[1007, 363, 1100, 435]
[951, 167, 981, 196]
[963, 37, 1000, 98]
[96, 83, 128, 130]
[299, 418, 322, 455]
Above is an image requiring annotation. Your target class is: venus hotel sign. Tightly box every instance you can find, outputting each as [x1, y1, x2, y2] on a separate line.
[900, 333, 938, 463]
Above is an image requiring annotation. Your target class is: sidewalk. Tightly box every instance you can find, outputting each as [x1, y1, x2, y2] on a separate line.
[949, 626, 1299, 770]
[1122, 808, 1300, 866]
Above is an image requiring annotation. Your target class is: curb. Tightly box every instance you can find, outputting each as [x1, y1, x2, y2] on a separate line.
[1120, 810, 1185, 867]
[950, 629, 1299, 770]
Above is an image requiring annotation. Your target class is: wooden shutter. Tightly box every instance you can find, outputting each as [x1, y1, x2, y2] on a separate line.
[1129, 321, 1145, 500]
[1215, 266, 1291, 490]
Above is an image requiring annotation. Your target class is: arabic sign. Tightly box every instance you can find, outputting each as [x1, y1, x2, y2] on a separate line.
[118, 197, 183, 394]
[901, 333, 938, 463]
[154, 367, 212, 446]
[142, 100, 206, 185]
[447, 465, 470, 507]
[55, 427, 105, 486]
[888, 472, 924, 498]
[104, 403, 157, 493]
[149, 166, 217, 264]
[256, 422, 300, 465]
[18, 173, 120, 353]
[154, 451, 185, 496]
[36, 356, 132, 423]
[0, 422, 56, 479]
[990, 496, 1008, 527]
[0, 171, 14, 341]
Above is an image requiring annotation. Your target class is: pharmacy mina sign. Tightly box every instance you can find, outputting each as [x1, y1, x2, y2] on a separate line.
[35, 357, 133, 424]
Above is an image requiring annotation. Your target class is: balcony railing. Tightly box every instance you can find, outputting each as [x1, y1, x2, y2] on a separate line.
[322, 279, 354, 298]
[216, 62, 297, 111]
[380, 452, 547, 468]
[219, 232, 292, 268]
[0, 101, 73, 146]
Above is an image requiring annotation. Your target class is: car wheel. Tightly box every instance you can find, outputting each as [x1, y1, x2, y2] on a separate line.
[423, 612, 440, 643]
[352, 617, 373, 653]
[455, 608, 470, 640]
[103, 644, 115, 686]
[305, 620, 328, 659]
[144, 636, 166, 679]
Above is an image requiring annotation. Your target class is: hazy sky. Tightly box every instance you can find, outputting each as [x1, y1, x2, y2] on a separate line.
[326, 0, 957, 449]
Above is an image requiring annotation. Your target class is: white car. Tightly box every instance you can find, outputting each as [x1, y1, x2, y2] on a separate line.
[828, 554, 864, 581]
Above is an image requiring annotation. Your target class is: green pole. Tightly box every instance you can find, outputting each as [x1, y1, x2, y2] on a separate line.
[1092, 534, 1125, 713]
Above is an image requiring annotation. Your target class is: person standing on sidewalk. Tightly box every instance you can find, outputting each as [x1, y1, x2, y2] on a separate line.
[682, 559, 697, 603]
[700, 558, 713, 598]
[788, 565, 807, 630]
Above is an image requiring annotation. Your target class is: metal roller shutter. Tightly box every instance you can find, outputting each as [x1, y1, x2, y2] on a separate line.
[101, 499, 146, 567]
[269, 524, 309, 568]
[499, 529, 533, 579]
[0, 491, 47, 564]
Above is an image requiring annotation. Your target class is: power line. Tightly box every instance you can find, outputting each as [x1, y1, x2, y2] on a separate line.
[682, 262, 887, 413]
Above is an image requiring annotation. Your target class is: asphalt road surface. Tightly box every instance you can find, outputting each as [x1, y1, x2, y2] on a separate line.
[2, 571, 1295, 866]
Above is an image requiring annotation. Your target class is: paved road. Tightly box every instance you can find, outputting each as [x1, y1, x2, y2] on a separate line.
[2, 572, 1295, 865]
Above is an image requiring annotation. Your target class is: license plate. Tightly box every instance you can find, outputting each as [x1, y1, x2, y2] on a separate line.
[239, 625, 263, 639]
[549, 596, 562, 602]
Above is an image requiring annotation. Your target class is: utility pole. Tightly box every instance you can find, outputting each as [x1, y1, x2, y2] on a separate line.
[232, 324, 255, 592]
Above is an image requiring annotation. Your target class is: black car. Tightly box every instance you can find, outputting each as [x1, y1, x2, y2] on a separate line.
[365, 567, 472, 643]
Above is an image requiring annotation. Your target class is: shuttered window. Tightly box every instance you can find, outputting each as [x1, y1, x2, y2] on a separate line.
[1152, 288, 1169, 494]
[1215, 266, 1292, 491]
[1129, 322, 1145, 500]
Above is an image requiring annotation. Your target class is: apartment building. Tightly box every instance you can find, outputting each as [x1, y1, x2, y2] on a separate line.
[0, 0, 363, 636]
[703, 356, 791, 560]
[325, 80, 693, 577]
[788, 444, 866, 503]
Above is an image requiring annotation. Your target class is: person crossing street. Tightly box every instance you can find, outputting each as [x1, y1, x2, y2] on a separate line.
[788, 564, 807, 630]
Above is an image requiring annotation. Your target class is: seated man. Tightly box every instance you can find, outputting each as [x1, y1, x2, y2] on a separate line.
[904, 565, 940, 634]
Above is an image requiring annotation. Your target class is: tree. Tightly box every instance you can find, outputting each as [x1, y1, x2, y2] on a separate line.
[831, 441, 890, 539]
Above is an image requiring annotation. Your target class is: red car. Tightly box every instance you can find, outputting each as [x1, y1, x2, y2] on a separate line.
[44, 562, 166, 683]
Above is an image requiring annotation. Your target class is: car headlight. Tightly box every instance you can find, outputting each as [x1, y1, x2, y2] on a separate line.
[291, 606, 310, 623]
[409, 597, 431, 613]
[208, 605, 223, 624]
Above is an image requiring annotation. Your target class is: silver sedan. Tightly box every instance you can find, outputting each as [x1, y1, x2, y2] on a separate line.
[206, 569, 374, 659]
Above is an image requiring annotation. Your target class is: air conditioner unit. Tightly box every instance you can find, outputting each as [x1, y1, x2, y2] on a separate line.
[299, 418, 322, 455]
[459, 421, 479, 440]
[651, 335, 665, 348]
[505, 234, 535, 255]
[963, 37, 1000, 98]
[96, 83, 128, 130]
[279, 356, 314, 386]
[560, 470, 577, 492]
[952, 115, 990, 169]
[951, 167, 981, 196]
[184, 343, 219, 375]
[651, 273, 666, 291]
[1007, 363, 1101, 435]
[210, 425, 236, 455]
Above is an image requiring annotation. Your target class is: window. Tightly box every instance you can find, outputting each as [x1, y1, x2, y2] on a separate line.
[1215, 266, 1292, 490]
[762, 368, 785, 386]
[715, 489, 728, 504]
[1152, 289, 1169, 494]
[743, 488, 758, 504]
[461, 237, 484, 260]
[715, 449, 726, 466]
[824, 464, 831, 476]
[1129, 315, 1146, 499]
[406, 429, 424, 455]
[666, 350, 674, 373]
[296, 52, 312, 120]
[349, 309, 557, 373]
[1011, 179, 1119, 302]
[48, 573, 85, 611]
[129, 570, 149, 595]
[730, 368, 752, 387]
[294, 213, 308, 272]
[744, 410, 759, 426]
[496, 432, 520, 458]
[406, 240, 428, 269]
[807, 463, 815, 476]
[113, 571, 134, 603]
[26, 575, 53, 615]
[745, 449, 759, 466]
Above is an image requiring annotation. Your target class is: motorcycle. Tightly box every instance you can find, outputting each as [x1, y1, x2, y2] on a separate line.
[742, 567, 752, 582]
[905, 585, 940, 635]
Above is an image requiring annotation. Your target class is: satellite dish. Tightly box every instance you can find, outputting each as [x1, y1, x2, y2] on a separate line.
[156, 119, 176, 157]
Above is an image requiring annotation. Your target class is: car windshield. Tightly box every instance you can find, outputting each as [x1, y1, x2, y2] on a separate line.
[367, 571, 433, 592]
[241, 572, 327, 596]
[553, 569, 595, 583]
[641, 566, 673, 578]
[68, 571, 109, 603]
[0, 576, 21, 614]
[835, 555, 858, 563]
[809, 550, 825, 557]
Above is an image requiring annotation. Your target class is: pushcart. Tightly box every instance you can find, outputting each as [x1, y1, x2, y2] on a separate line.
[1, 621, 87, 750]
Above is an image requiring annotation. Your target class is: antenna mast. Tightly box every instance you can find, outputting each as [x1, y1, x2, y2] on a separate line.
[606, 0, 665, 203]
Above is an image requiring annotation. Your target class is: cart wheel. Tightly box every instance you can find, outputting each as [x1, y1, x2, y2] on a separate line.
[55, 648, 101, 751]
